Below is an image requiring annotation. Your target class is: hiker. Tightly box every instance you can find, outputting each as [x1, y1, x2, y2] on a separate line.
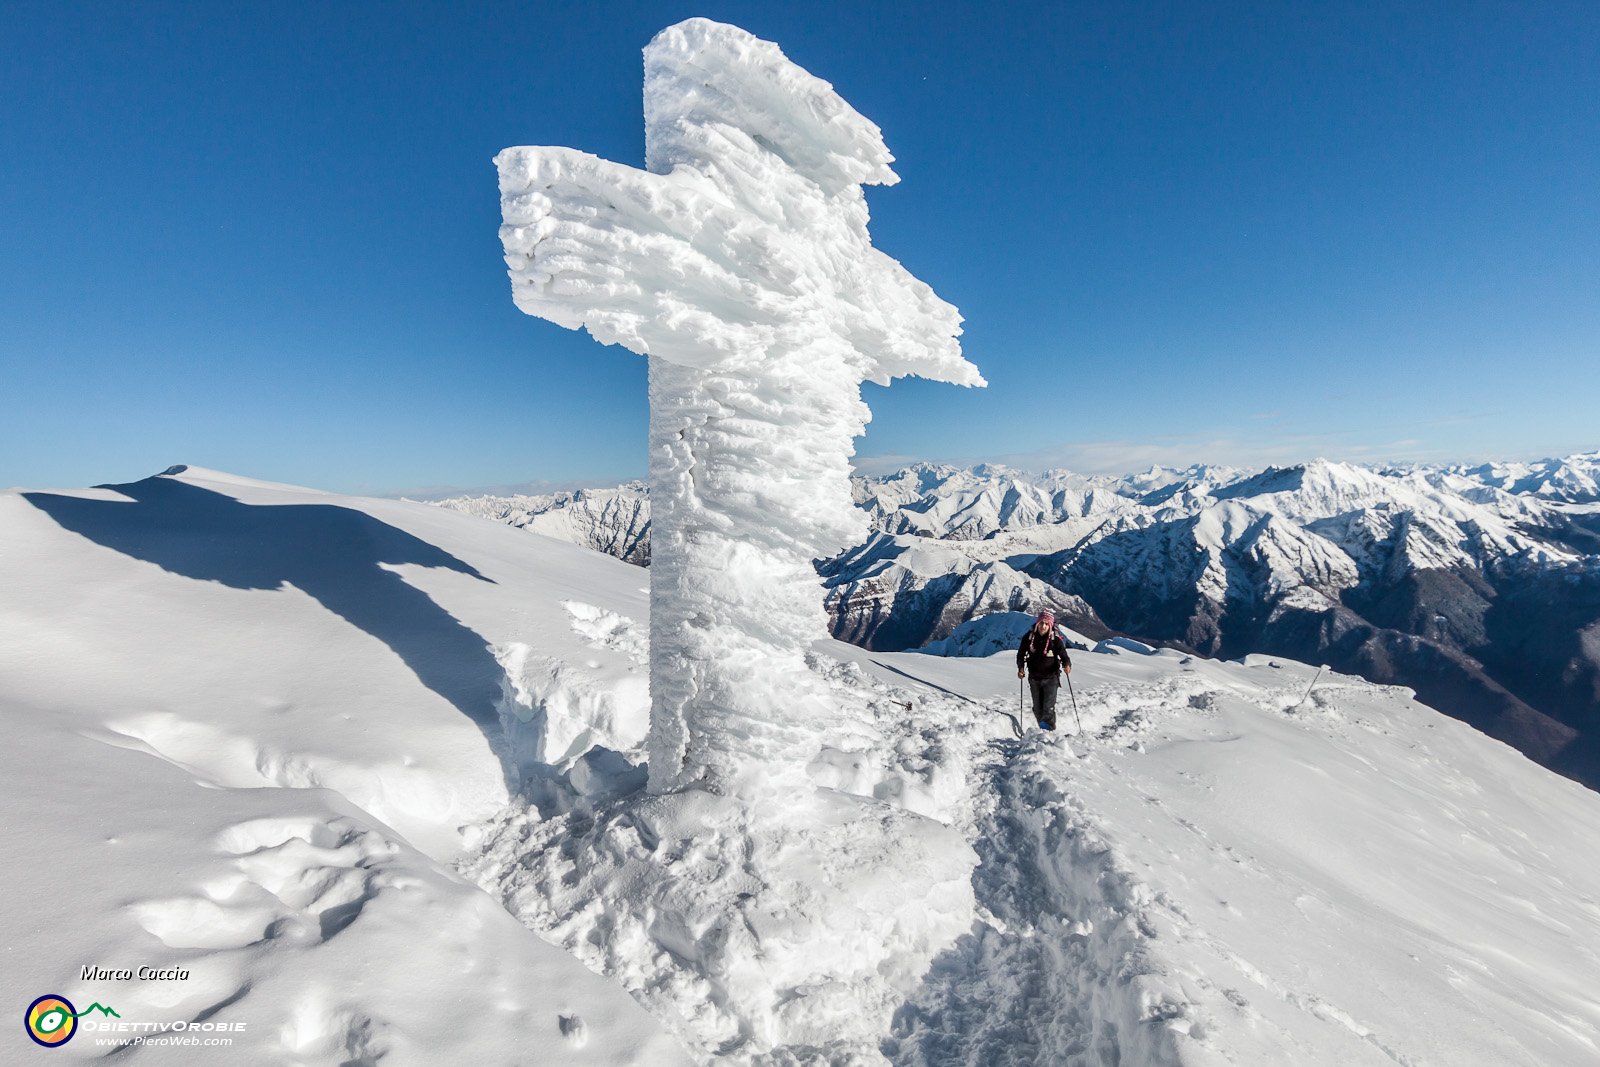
[1017, 610, 1072, 731]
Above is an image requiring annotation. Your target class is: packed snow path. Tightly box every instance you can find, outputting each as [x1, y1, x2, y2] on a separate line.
[886, 729, 1185, 1067]
[862, 650, 1600, 1067]
[473, 618, 1600, 1065]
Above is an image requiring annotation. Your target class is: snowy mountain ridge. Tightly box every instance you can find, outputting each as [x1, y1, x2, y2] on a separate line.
[846, 455, 1600, 791]
[1431, 449, 1600, 503]
[426, 481, 653, 565]
[435, 450, 1600, 790]
[433, 451, 1600, 557]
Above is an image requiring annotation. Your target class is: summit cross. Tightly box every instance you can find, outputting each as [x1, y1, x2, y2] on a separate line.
[496, 17, 983, 797]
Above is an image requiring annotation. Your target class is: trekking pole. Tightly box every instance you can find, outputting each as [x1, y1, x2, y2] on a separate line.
[1066, 671, 1083, 734]
[1290, 665, 1326, 712]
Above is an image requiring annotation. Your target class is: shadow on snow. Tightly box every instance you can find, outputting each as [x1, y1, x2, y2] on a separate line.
[24, 475, 510, 770]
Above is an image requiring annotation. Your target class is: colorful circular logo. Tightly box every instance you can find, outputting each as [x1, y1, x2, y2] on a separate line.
[25, 995, 77, 1048]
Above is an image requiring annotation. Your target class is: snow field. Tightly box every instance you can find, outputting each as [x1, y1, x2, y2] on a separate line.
[8, 467, 1600, 1064]
[468, 581, 1600, 1065]
[862, 648, 1600, 1066]
[0, 469, 689, 1065]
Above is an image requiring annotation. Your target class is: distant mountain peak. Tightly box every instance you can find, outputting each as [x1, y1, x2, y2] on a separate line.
[435, 450, 1600, 789]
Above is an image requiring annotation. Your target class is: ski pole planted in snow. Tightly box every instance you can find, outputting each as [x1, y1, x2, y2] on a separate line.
[1291, 665, 1328, 711]
[1067, 672, 1083, 734]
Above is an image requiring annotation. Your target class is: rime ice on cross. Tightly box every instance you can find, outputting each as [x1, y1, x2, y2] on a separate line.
[497, 18, 983, 797]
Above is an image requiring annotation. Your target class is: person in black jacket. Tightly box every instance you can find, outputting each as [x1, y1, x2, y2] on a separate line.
[1017, 610, 1072, 731]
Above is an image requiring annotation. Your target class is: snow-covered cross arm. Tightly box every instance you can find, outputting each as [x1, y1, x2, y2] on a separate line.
[497, 17, 983, 797]
[495, 18, 982, 389]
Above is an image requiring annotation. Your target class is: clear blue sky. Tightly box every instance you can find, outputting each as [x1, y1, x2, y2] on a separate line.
[3, 1, 1595, 494]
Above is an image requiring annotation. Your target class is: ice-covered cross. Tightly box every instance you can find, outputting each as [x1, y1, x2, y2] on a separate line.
[497, 18, 983, 797]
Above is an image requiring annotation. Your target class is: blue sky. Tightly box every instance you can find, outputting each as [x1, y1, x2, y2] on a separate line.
[3, 1, 1595, 495]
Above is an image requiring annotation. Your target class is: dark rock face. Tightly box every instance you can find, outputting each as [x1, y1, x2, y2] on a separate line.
[1034, 520, 1600, 790]
[817, 535, 1110, 652]
[1478, 567, 1600, 781]
[1261, 604, 1579, 766]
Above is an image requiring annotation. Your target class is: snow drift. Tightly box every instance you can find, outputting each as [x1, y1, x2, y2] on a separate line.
[0, 467, 687, 1065]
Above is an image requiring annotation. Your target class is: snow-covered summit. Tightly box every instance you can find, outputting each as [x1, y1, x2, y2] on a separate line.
[7, 465, 1600, 1064]
[852, 462, 1123, 540]
[1446, 449, 1600, 503]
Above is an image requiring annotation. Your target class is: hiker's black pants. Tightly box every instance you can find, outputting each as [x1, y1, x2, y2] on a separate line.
[1029, 674, 1059, 728]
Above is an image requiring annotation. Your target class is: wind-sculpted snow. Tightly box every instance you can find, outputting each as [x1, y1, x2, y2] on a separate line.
[468, 659, 977, 1064]
[494, 18, 984, 1058]
[497, 17, 981, 797]
[1, 467, 690, 1065]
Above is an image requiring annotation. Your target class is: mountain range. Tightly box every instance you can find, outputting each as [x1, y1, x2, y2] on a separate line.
[431, 451, 1600, 788]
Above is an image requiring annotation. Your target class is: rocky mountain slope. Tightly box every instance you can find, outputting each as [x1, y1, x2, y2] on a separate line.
[430, 482, 652, 565]
[434, 451, 1600, 788]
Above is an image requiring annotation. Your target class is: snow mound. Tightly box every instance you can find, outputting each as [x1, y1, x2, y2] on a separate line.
[469, 778, 975, 1062]
[1, 467, 688, 1064]
[1095, 635, 1161, 655]
[465, 652, 980, 1064]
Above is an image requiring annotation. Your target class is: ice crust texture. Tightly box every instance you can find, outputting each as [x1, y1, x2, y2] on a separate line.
[494, 18, 987, 1059]
[497, 16, 982, 797]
